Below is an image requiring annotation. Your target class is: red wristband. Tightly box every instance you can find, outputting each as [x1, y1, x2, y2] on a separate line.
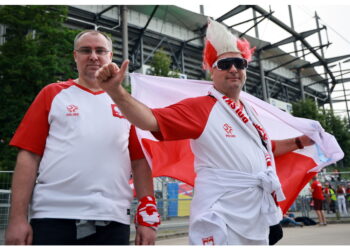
[295, 137, 304, 149]
[135, 195, 161, 230]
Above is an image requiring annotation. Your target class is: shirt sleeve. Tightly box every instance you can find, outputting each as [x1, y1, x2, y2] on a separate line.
[9, 86, 52, 156]
[151, 96, 216, 141]
[128, 125, 145, 160]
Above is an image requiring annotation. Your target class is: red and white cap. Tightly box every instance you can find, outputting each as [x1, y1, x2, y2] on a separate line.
[203, 18, 255, 70]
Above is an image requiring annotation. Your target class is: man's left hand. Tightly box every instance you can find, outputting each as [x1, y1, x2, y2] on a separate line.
[299, 135, 314, 147]
[135, 225, 157, 245]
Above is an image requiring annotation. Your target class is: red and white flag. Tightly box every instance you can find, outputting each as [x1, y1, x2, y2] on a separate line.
[130, 73, 344, 213]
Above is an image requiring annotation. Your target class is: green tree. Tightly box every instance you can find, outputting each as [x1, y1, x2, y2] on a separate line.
[149, 49, 179, 78]
[292, 98, 350, 171]
[291, 98, 324, 121]
[321, 110, 350, 169]
[0, 6, 79, 170]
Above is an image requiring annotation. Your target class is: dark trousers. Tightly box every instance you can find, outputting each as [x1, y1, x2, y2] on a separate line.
[268, 224, 283, 245]
[30, 218, 130, 245]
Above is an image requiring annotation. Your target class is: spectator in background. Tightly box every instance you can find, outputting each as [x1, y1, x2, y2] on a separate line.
[324, 182, 332, 214]
[323, 182, 337, 214]
[329, 184, 337, 214]
[280, 212, 303, 227]
[346, 183, 350, 194]
[336, 184, 348, 216]
[346, 183, 350, 208]
[333, 169, 341, 182]
[310, 176, 327, 225]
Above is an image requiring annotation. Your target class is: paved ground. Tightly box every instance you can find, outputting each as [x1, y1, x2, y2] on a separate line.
[155, 223, 350, 245]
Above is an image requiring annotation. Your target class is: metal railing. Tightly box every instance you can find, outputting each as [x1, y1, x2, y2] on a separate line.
[0, 170, 349, 245]
[0, 171, 12, 244]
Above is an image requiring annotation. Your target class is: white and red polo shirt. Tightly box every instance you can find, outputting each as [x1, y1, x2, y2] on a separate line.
[152, 95, 268, 174]
[10, 79, 144, 224]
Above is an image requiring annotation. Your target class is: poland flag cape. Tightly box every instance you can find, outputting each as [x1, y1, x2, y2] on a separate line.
[130, 73, 344, 213]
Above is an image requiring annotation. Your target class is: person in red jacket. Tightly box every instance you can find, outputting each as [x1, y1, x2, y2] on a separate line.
[310, 176, 327, 225]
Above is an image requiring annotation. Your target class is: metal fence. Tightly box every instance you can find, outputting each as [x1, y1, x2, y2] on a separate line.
[0, 171, 12, 245]
[0, 171, 194, 244]
[0, 170, 349, 245]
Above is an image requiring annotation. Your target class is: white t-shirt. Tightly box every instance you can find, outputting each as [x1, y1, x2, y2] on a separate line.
[10, 80, 144, 225]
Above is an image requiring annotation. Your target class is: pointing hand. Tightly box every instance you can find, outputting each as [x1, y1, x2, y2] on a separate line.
[95, 60, 129, 93]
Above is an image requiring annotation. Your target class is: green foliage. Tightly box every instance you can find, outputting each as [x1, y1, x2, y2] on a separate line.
[292, 98, 350, 170]
[203, 72, 212, 81]
[0, 6, 79, 170]
[149, 49, 179, 78]
[321, 110, 350, 169]
[291, 98, 324, 121]
[124, 84, 131, 94]
[150, 49, 171, 76]
[168, 70, 180, 78]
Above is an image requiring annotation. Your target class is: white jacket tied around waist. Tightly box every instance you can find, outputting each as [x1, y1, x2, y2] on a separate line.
[189, 167, 284, 244]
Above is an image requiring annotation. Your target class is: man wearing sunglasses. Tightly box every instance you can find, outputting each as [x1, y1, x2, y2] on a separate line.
[95, 19, 313, 245]
[6, 30, 159, 245]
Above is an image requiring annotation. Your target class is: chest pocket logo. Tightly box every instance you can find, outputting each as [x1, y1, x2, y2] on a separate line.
[111, 104, 125, 119]
[66, 104, 79, 116]
[223, 123, 236, 138]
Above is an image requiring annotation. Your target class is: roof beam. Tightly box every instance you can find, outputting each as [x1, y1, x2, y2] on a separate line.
[239, 11, 273, 38]
[130, 5, 159, 59]
[259, 27, 325, 51]
[265, 51, 314, 75]
[229, 13, 266, 28]
[250, 5, 337, 90]
[96, 5, 116, 20]
[335, 77, 350, 84]
[305, 79, 329, 87]
[296, 54, 350, 69]
[257, 43, 329, 62]
[216, 5, 251, 22]
[332, 99, 350, 103]
[342, 58, 350, 63]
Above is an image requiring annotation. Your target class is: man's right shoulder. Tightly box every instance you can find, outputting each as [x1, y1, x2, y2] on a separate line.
[39, 79, 75, 96]
[43, 79, 75, 90]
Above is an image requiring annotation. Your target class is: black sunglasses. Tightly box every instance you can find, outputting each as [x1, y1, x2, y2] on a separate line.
[212, 57, 248, 70]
